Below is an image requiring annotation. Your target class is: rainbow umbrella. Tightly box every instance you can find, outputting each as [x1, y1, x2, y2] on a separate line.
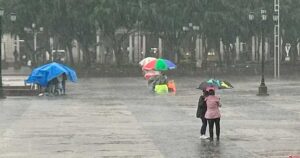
[142, 58, 176, 71]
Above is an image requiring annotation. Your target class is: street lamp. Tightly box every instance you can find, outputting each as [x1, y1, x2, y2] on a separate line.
[258, 9, 269, 96]
[0, 8, 17, 99]
[10, 13, 19, 69]
[249, 11, 256, 63]
[182, 23, 200, 65]
[273, 0, 280, 79]
[24, 23, 44, 66]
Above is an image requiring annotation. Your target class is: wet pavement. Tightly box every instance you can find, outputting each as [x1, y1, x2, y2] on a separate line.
[0, 76, 300, 158]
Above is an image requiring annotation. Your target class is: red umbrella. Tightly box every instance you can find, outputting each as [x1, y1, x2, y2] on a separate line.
[139, 57, 156, 67]
[144, 71, 160, 80]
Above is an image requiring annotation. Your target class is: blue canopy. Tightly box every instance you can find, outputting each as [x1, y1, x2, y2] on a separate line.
[25, 62, 78, 87]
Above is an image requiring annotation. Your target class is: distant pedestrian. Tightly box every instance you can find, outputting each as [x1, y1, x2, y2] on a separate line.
[57, 74, 63, 95]
[149, 75, 159, 92]
[62, 73, 67, 95]
[161, 73, 168, 84]
[13, 50, 19, 63]
[205, 87, 222, 141]
[157, 73, 167, 85]
[196, 89, 209, 139]
[47, 77, 58, 95]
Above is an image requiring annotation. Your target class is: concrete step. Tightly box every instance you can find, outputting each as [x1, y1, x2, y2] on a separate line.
[4, 89, 40, 96]
[3, 86, 40, 96]
[3, 85, 32, 90]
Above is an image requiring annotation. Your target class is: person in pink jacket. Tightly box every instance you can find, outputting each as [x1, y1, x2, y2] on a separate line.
[205, 87, 221, 141]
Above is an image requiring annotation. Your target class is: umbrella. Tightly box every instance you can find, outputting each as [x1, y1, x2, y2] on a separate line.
[206, 86, 216, 91]
[139, 57, 156, 66]
[25, 62, 78, 87]
[144, 71, 160, 80]
[197, 79, 233, 90]
[220, 80, 234, 89]
[196, 82, 217, 90]
[142, 58, 176, 71]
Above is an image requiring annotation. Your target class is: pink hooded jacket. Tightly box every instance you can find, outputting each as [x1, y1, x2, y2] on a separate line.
[204, 95, 221, 119]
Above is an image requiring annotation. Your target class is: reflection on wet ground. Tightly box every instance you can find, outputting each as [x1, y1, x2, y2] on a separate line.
[0, 76, 300, 157]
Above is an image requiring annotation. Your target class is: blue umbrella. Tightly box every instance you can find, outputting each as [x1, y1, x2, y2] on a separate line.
[164, 59, 176, 70]
[26, 62, 78, 87]
[207, 79, 221, 87]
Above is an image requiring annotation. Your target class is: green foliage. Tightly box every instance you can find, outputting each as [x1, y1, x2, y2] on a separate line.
[1, 0, 300, 66]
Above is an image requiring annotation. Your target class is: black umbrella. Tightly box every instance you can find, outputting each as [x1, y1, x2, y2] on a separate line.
[196, 82, 216, 90]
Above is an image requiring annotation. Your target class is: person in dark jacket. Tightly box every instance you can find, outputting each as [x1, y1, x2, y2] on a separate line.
[62, 73, 67, 95]
[196, 89, 209, 139]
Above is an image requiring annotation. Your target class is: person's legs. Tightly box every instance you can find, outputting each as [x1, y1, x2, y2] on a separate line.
[50, 83, 55, 95]
[200, 117, 207, 135]
[207, 119, 215, 141]
[62, 81, 66, 94]
[58, 82, 63, 94]
[45, 85, 50, 93]
[215, 118, 220, 140]
[54, 82, 60, 95]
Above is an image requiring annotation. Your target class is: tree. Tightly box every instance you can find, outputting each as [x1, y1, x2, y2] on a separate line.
[141, 0, 190, 63]
[66, 0, 96, 67]
[93, 0, 140, 66]
[3, 0, 300, 69]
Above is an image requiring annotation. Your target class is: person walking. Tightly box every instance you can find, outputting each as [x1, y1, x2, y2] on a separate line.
[62, 73, 67, 95]
[47, 77, 58, 95]
[196, 89, 209, 139]
[57, 74, 64, 95]
[160, 73, 168, 84]
[205, 87, 222, 141]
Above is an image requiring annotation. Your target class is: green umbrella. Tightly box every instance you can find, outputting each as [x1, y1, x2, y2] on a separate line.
[155, 58, 168, 71]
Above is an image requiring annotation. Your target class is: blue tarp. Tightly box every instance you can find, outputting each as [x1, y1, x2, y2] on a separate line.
[25, 62, 78, 87]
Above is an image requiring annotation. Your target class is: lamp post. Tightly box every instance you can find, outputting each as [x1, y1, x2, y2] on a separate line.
[24, 23, 43, 66]
[249, 11, 255, 63]
[273, 0, 280, 79]
[273, 12, 279, 77]
[182, 23, 200, 65]
[258, 9, 269, 96]
[0, 8, 16, 99]
[11, 13, 19, 69]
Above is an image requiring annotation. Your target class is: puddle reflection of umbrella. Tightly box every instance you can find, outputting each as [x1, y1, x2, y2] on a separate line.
[26, 62, 77, 87]
[197, 79, 233, 90]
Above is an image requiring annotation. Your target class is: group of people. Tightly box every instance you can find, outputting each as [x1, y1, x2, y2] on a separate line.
[148, 73, 168, 91]
[196, 87, 222, 141]
[45, 73, 67, 96]
[147, 73, 176, 94]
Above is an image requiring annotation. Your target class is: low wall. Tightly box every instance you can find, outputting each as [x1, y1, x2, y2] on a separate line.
[3, 86, 40, 96]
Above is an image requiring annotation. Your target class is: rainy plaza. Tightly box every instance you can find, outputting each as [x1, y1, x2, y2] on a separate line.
[1, 0, 300, 158]
[1, 75, 300, 158]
